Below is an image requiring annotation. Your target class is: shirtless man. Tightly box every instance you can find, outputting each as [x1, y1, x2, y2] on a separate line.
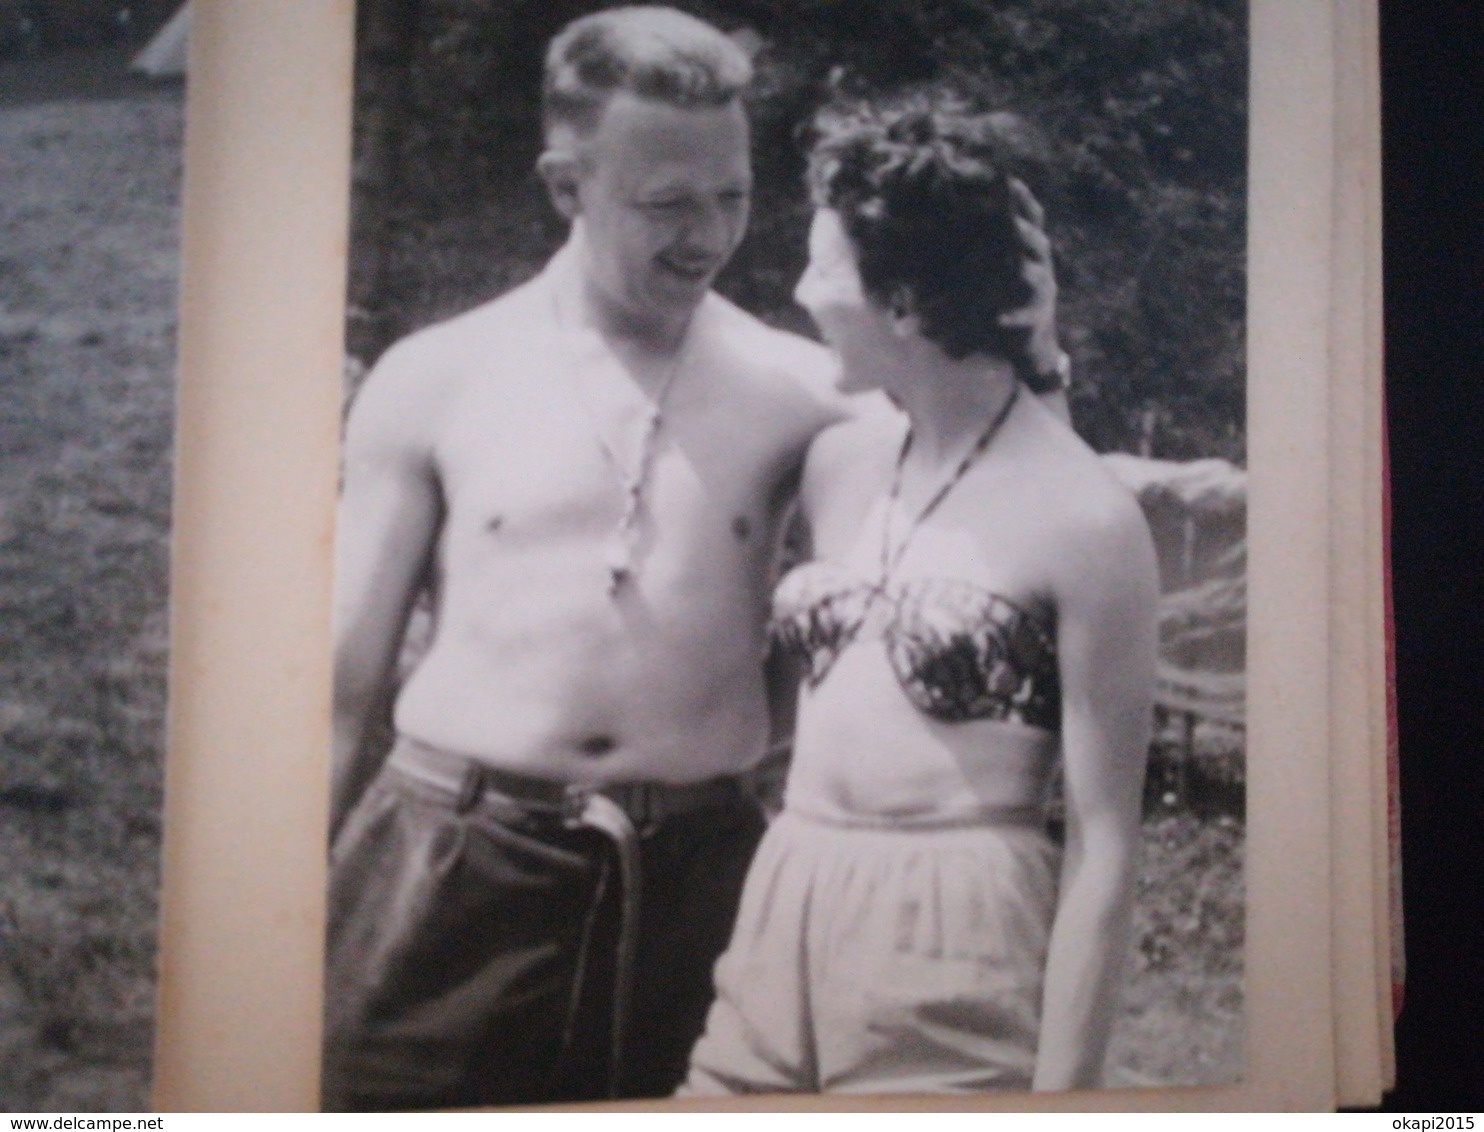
[321, 6, 1068, 1111]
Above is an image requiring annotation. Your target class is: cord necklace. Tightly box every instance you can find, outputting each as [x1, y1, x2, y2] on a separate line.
[878, 382, 1020, 589]
[553, 288, 691, 595]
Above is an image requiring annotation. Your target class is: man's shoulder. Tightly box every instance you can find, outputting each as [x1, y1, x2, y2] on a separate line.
[396, 273, 553, 366]
[803, 392, 899, 468]
[356, 272, 554, 405]
[705, 296, 831, 369]
[701, 292, 840, 409]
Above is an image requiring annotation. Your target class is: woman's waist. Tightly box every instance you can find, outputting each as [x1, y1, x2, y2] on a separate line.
[780, 793, 1049, 832]
[782, 742, 1056, 831]
[788, 690, 1057, 809]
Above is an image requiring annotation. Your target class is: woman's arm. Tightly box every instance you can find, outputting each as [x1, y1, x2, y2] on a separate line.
[1033, 490, 1159, 1090]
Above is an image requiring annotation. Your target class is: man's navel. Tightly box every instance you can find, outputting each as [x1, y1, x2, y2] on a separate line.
[576, 734, 617, 758]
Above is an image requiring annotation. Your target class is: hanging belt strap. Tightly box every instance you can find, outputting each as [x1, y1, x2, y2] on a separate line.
[565, 792, 641, 1098]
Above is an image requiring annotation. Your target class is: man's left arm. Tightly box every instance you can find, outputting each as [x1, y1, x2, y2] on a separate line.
[1003, 179, 1073, 423]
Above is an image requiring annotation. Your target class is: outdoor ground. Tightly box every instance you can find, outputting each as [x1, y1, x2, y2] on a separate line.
[0, 47, 178, 1111]
[0, 47, 1240, 1112]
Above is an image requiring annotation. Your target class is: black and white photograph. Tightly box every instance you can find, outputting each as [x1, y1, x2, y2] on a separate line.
[0, 0, 186, 1111]
[322, 0, 1248, 1111]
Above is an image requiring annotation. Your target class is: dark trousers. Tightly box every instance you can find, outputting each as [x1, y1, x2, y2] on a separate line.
[321, 756, 766, 1111]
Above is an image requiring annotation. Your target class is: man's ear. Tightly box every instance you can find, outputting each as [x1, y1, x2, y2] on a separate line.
[537, 149, 584, 221]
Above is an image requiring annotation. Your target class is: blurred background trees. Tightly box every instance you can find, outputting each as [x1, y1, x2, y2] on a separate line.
[347, 0, 1246, 462]
[0, 1, 177, 57]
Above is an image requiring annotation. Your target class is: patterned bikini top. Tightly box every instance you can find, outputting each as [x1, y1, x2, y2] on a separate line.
[771, 561, 1061, 731]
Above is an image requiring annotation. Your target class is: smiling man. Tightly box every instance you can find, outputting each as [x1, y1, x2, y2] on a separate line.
[321, 5, 1067, 1112]
[321, 8, 840, 1111]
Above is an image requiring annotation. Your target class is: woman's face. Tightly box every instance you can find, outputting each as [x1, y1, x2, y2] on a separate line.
[794, 209, 900, 394]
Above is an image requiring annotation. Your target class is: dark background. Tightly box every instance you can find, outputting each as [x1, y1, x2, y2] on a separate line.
[1379, 0, 1484, 1112]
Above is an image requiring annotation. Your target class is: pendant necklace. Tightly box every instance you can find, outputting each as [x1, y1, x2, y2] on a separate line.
[878, 382, 1020, 589]
[553, 290, 691, 595]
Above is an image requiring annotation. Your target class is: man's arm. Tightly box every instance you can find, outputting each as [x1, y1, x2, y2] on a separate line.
[1002, 179, 1073, 424]
[1033, 495, 1159, 1090]
[329, 342, 445, 840]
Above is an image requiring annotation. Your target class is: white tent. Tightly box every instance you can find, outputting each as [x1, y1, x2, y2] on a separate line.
[131, 2, 190, 78]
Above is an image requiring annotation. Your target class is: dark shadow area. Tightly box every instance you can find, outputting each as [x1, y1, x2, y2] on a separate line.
[1379, 0, 1484, 1112]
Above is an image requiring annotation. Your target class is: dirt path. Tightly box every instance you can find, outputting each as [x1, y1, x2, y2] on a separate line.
[0, 60, 181, 1111]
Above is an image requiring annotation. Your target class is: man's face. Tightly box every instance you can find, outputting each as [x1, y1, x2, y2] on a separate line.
[569, 91, 752, 328]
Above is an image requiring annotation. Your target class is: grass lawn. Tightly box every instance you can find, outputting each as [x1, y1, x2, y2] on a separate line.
[0, 69, 179, 1110]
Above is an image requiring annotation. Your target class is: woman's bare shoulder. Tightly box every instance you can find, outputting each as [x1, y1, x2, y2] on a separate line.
[1003, 403, 1157, 584]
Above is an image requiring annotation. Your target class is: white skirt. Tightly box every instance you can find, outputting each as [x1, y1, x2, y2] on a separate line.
[681, 807, 1060, 1095]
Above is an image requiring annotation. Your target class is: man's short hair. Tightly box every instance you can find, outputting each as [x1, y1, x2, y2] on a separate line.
[542, 6, 753, 140]
[806, 88, 1036, 364]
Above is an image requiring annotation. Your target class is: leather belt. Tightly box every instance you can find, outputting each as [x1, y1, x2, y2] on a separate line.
[386, 735, 747, 831]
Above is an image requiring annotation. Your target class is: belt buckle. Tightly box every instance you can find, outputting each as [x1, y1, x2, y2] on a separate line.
[563, 782, 659, 833]
[597, 782, 656, 834]
[561, 784, 593, 826]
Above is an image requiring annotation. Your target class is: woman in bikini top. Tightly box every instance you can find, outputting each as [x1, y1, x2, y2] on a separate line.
[735, 90, 1157, 1092]
[773, 566, 1061, 730]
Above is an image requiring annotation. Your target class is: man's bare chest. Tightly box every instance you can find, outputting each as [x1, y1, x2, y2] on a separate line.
[431, 374, 803, 558]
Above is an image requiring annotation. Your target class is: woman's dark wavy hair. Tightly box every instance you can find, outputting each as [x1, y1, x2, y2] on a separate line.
[805, 88, 1034, 363]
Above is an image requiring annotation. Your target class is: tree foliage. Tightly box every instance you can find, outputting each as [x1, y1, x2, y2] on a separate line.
[0, 0, 178, 55]
[351, 0, 1247, 460]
